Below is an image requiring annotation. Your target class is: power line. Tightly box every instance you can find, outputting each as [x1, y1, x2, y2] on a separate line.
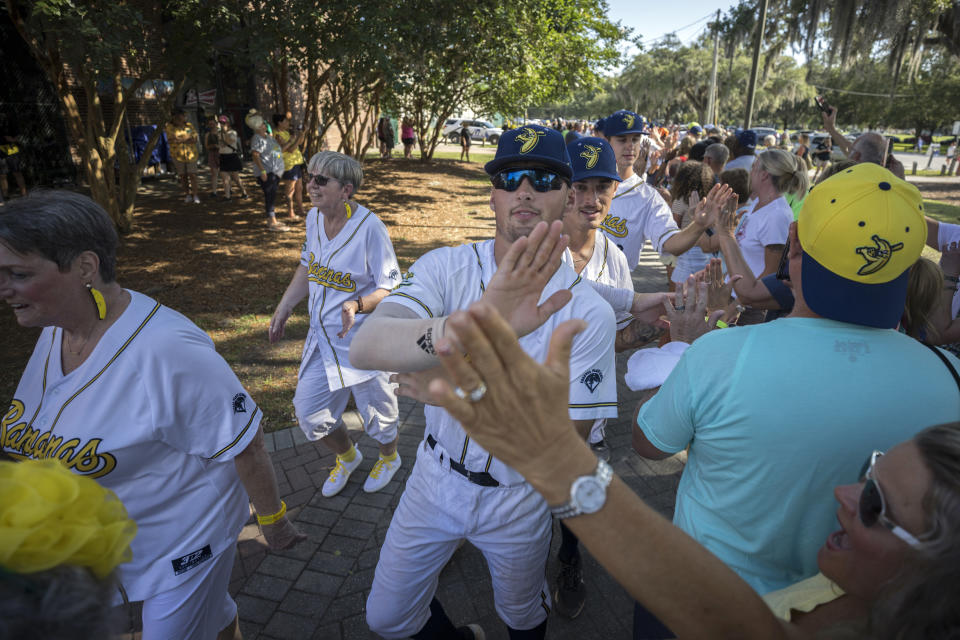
[637, 11, 716, 48]
[811, 84, 913, 98]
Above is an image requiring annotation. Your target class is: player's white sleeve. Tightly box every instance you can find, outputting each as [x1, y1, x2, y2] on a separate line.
[566, 296, 618, 421]
[146, 325, 262, 461]
[643, 189, 680, 254]
[366, 219, 402, 291]
[383, 248, 448, 319]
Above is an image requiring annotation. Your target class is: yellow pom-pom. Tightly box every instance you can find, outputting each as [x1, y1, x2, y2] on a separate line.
[0, 460, 136, 578]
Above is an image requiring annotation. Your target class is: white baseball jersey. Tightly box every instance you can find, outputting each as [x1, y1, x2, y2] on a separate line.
[599, 173, 679, 269]
[2, 291, 260, 601]
[302, 204, 401, 390]
[562, 233, 634, 329]
[386, 239, 617, 487]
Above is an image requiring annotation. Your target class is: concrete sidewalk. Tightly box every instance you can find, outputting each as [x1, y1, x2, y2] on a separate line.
[230, 249, 681, 640]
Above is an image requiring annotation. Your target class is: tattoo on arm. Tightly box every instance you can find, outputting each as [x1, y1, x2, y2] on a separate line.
[417, 328, 436, 355]
[616, 320, 664, 351]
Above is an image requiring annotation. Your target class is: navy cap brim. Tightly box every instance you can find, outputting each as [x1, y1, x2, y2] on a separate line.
[484, 155, 573, 180]
[572, 168, 621, 183]
[800, 250, 908, 329]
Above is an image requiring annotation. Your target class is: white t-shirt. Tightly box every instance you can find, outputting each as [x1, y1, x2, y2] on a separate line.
[385, 239, 618, 486]
[302, 204, 401, 389]
[725, 155, 755, 171]
[3, 291, 260, 601]
[734, 196, 793, 277]
[600, 173, 679, 269]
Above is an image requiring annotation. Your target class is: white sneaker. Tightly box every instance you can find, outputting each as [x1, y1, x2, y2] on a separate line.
[192, 195, 201, 204]
[362, 454, 401, 493]
[321, 449, 363, 497]
[184, 194, 192, 203]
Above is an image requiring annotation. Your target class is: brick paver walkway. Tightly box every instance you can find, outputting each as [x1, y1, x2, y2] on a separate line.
[231, 249, 682, 640]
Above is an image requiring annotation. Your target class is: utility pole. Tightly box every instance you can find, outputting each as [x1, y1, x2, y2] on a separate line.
[744, 0, 768, 129]
[706, 9, 721, 127]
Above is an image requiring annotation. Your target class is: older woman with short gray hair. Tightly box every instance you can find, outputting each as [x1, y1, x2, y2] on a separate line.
[269, 151, 404, 499]
[0, 190, 303, 639]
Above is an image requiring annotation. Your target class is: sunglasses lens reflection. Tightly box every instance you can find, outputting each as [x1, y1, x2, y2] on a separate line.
[493, 169, 564, 193]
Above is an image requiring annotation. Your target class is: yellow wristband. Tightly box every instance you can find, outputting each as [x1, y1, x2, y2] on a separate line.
[715, 319, 729, 329]
[256, 500, 287, 525]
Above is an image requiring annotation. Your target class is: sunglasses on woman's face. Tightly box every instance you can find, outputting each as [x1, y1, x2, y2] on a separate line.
[307, 173, 338, 188]
[858, 450, 921, 547]
[491, 168, 569, 193]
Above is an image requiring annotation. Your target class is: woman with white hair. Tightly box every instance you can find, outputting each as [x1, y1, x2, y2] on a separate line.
[269, 151, 405, 498]
[245, 109, 286, 230]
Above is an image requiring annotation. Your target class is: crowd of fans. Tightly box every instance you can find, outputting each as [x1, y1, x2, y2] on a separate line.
[2, 96, 960, 640]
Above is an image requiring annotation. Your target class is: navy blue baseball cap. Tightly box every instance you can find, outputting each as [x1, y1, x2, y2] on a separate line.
[736, 129, 758, 150]
[484, 125, 572, 179]
[602, 110, 645, 137]
[567, 137, 621, 183]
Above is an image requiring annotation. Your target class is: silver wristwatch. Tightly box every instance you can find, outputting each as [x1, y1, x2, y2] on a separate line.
[549, 459, 613, 519]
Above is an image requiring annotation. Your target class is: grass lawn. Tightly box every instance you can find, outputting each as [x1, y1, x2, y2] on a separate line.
[923, 199, 960, 224]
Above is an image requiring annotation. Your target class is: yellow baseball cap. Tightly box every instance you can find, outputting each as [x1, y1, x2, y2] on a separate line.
[798, 163, 926, 328]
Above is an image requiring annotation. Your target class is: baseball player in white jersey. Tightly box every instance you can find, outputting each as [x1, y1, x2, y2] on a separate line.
[599, 110, 714, 271]
[1, 191, 303, 640]
[350, 125, 617, 640]
[550, 136, 670, 619]
[270, 151, 403, 497]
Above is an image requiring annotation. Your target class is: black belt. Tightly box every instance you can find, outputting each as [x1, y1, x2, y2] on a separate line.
[426, 434, 499, 487]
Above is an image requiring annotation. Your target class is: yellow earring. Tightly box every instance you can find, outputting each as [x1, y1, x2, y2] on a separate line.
[86, 283, 107, 320]
[344, 201, 352, 219]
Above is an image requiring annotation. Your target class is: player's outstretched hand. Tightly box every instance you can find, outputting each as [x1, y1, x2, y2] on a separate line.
[268, 304, 292, 343]
[426, 304, 584, 478]
[665, 276, 724, 345]
[390, 366, 448, 405]
[691, 183, 732, 230]
[481, 220, 571, 337]
[261, 516, 307, 551]
[630, 291, 673, 326]
[338, 300, 358, 338]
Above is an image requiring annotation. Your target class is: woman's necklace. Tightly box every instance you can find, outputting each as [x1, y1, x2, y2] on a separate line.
[64, 326, 96, 356]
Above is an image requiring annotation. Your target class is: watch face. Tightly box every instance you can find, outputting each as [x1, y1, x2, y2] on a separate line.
[573, 478, 605, 513]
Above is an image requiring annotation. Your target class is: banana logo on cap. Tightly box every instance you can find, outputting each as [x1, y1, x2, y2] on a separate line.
[856, 234, 904, 276]
[622, 113, 635, 128]
[579, 144, 601, 169]
[516, 127, 546, 153]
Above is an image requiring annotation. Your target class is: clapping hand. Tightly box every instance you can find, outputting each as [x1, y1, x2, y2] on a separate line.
[664, 275, 724, 345]
[695, 258, 740, 315]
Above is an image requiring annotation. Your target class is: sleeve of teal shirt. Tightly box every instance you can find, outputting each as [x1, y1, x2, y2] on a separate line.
[635, 345, 698, 453]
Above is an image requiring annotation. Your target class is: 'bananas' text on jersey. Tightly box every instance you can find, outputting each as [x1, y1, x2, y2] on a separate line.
[2, 400, 117, 478]
[306, 252, 357, 292]
[600, 215, 628, 238]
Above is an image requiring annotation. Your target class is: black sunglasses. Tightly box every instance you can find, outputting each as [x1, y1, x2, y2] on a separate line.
[857, 451, 921, 547]
[491, 168, 569, 193]
[307, 173, 339, 188]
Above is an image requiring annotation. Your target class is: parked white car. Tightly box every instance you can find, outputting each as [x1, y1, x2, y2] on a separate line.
[442, 118, 503, 144]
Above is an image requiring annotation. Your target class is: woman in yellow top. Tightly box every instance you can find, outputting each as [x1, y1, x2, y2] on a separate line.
[272, 112, 306, 220]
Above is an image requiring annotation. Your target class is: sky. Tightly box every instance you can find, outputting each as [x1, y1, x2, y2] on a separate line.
[604, 0, 738, 61]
